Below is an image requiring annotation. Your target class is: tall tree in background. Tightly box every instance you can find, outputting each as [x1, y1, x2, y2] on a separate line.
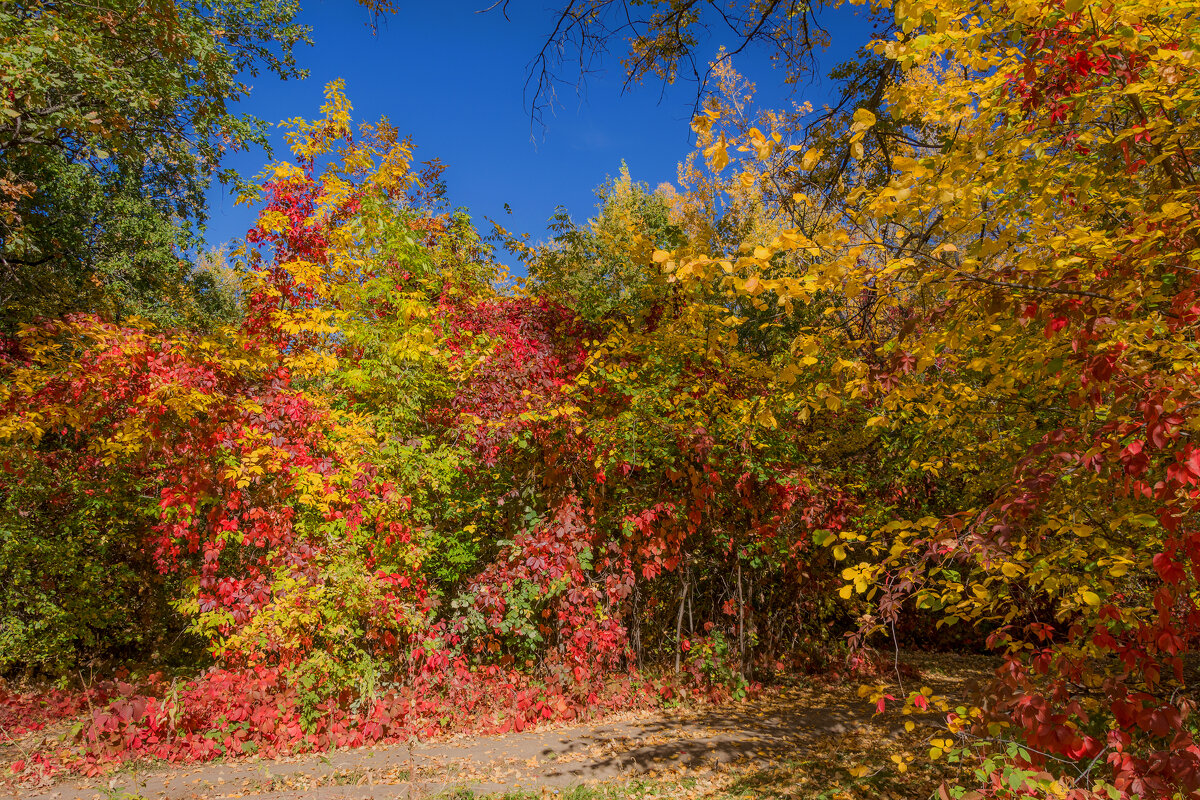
[529, 164, 683, 323]
[0, 0, 314, 329]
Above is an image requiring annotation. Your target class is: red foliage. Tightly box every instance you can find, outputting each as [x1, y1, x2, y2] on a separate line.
[6, 660, 734, 783]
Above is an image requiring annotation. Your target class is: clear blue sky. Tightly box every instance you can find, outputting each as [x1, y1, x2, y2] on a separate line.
[204, 1, 872, 264]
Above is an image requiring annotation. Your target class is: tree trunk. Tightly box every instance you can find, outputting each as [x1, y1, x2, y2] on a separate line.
[737, 562, 745, 674]
[632, 579, 643, 669]
[674, 578, 689, 673]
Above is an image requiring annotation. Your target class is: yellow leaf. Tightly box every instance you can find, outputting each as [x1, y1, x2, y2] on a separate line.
[851, 108, 877, 132]
[748, 127, 771, 159]
[704, 132, 729, 172]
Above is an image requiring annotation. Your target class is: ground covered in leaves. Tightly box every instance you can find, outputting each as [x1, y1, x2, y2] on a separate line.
[10, 654, 992, 800]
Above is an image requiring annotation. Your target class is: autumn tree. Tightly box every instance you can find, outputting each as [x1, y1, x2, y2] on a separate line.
[603, 0, 1200, 794]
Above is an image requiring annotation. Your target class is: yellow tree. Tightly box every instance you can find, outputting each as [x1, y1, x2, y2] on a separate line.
[634, 0, 1200, 794]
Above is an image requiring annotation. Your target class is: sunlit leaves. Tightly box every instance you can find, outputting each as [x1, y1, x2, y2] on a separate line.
[594, 0, 1200, 794]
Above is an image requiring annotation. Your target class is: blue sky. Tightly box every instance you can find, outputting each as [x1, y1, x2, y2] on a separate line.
[205, 1, 872, 262]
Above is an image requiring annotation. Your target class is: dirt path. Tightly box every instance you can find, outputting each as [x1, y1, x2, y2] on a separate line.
[17, 655, 992, 800]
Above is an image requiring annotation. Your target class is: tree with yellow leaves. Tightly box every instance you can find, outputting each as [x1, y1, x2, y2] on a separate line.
[622, 0, 1200, 794]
